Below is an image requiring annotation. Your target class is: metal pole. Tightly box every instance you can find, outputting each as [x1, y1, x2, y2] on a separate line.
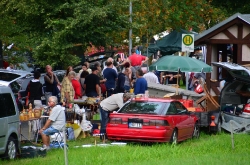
[129, 0, 132, 56]
[0, 40, 3, 68]
[230, 120, 235, 149]
[63, 127, 68, 165]
[186, 51, 189, 90]
[146, 34, 149, 67]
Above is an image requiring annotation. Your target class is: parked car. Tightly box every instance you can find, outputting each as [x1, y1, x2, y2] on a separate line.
[0, 69, 33, 110]
[106, 97, 200, 144]
[0, 85, 20, 159]
[212, 62, 250, 133]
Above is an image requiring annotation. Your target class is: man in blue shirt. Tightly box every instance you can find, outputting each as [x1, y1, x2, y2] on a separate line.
[103, 61, 118, 97]
[134, 68, 147, 95]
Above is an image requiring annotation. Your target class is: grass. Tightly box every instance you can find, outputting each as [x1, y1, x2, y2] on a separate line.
[1, 132, 249, 165]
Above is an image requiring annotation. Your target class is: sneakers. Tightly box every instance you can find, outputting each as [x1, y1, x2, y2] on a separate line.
[43, 145, 51, 151]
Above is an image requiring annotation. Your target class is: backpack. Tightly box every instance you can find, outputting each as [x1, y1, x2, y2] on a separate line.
[67, 127, 75, 140]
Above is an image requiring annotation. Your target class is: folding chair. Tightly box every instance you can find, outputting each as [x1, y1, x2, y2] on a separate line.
[50, 127, 68, 149]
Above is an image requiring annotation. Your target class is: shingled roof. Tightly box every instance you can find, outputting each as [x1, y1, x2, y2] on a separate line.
[195, 13, 250, 42]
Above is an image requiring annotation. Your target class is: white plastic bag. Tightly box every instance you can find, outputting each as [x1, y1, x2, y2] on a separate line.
[74, 104, 80, 111]
[74, 104, 85, 116]
[80, 120, 93, 131]
[50, 132, 64, 142]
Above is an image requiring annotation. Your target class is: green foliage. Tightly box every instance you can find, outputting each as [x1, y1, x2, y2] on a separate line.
[0, 0, 129, 68]
[0, 0, 231, 67]
[211, 0, 250, 16]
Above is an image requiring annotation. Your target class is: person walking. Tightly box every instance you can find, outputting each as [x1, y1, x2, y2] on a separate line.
[99, 93, 131, 140]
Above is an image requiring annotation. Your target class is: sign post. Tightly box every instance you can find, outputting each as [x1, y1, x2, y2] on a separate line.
[182, 34, 194, 52]
[182, 34, 194, 90]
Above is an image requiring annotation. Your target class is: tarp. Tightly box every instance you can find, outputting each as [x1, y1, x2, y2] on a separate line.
[148, 29, 197, 55]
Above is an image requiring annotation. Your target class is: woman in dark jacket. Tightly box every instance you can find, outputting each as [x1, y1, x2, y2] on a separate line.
[26, 71, 43, 108]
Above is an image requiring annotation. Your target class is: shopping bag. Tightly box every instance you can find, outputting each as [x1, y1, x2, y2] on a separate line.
[80, 120, 93, 132]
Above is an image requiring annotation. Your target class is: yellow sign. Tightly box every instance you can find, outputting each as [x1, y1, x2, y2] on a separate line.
[183, 35, 193, 46]
[182, 34, 194, 52]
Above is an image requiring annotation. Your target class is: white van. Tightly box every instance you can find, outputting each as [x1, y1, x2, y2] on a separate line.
[0, 85, 20, 159]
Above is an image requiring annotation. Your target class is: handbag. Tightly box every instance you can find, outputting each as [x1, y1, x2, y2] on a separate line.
[100, 83, 107, 94]
[195, 84, 204, 94]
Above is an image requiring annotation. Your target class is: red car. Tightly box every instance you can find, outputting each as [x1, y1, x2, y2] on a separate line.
[106, 98, 200, 144]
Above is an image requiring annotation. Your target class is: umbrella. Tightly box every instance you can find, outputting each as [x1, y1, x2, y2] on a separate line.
[149, 55, 212, 94]
[149, 55, 212, 73]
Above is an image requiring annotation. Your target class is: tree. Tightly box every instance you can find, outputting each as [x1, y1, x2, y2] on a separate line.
[0, 13, 30, 66]
[211, 0, 250, 16]
[0, 0, 129, 68]
[111, 0, 226, 49]
[0, 0, 227, 68]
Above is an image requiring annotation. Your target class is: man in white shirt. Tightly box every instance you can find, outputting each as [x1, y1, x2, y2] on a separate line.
[143, 71, 159, 84]
[99, 93, 131, 140]
[39, 96, 65, 150]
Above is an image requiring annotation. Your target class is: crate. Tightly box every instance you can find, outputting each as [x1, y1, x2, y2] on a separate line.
[179, 99, 194, 108]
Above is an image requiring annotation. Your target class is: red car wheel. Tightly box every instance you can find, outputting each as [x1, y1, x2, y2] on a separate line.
[192, 123, 200, 139]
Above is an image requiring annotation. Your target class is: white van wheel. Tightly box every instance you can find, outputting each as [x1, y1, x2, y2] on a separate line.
[4, 137, 17, 159]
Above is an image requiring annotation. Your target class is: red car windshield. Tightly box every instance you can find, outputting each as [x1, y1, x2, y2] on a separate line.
[119, 101, 167, 115]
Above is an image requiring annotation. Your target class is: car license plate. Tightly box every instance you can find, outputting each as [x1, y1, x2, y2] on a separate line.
[128, 122, 142, 128]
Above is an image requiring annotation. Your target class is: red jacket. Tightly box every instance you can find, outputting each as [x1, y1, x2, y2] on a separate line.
[71, 79, 82, 99]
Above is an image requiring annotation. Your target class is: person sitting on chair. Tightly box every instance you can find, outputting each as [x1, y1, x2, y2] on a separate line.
[39, 96, 66, 150]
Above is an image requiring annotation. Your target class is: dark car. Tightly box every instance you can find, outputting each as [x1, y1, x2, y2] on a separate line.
[212, 62, 250, 133]
[106, 97, 200, 144]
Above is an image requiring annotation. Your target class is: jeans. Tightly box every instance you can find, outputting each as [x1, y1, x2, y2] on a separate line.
[124, 85, 130, 93]
[43, 126, 59, 136]
[100, 106, 109, 140]
[106, 89, 114, 97]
